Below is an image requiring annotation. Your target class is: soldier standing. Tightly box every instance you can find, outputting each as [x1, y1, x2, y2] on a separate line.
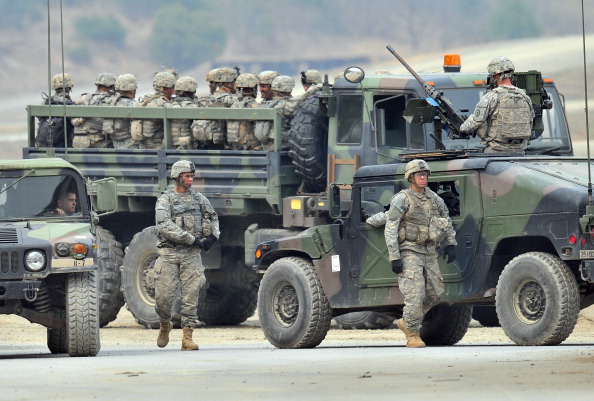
[36, 73, 75, 148]
[460, 56, 535, 154]
[257, 70, 279, 101]
[72, 72, 117, 148]
[167, 76, 200, 149]
[384, 159, 457, 348]
[102, 73, 139, 149]
[132, 71, 176, 149]
[154, 160, 219, 351]
[227, 73, 262, 150]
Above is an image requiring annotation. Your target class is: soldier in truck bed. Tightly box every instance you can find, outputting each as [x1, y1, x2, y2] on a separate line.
[460, 56, 535, 154]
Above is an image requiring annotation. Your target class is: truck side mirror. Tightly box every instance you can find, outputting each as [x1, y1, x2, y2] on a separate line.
[92, 178, 118, 215]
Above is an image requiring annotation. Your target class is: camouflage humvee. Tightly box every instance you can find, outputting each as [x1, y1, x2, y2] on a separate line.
[24, 55, 573, 330]
[253, 152, 594, 348]
[0, 158, 116, 356]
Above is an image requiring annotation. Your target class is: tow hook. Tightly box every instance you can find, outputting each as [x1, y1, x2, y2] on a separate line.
[23, 284, 39, 302]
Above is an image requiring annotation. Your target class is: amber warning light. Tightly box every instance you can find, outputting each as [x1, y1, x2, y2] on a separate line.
[443, 54, 461, 73]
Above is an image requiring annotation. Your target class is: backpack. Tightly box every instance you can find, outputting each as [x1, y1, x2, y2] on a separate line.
[491, 87, 533, 141]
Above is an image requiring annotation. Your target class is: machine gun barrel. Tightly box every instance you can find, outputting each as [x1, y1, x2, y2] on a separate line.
[386, 45, 467, 138]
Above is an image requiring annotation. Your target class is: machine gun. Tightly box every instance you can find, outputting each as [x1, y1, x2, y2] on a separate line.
[386, 45, 468, 139]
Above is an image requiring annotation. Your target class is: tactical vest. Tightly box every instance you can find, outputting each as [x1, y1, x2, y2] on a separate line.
[74, 92, 110, 134]
[169, 97, 196, 149]
[227, 97, 261, 150]
[131, 94, 168, 148]
[157, 189, 209, 248]
[102, 95, 136, 141]
[397, 189, 446, 245]
[36, 95, 74, 148]
[490, 86, 533, 141]
[192, 92, 237, 145]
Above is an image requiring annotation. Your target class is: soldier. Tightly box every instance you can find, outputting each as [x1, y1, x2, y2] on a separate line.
[36, 73, 75, 148]
[382, 159, 457, 348]
[300, 69, 322, 91]
[166, 76, 199, 149]
[154, 160, 219, 351]
[131, 71, 176, 149]
[206, 68, 219, 95]
[255, 75, 300, 150]
[460, 56, 535, 154]
[257, 70, 279, 101]
[102, 73, 139, 149]
[192, 66, 239, 149]
[227, 73, 262, 150]
[72, 72, 117, 148]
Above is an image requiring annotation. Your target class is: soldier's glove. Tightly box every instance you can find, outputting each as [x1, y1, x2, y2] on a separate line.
[443, 245, 457, 264]
[193, 237, 205, 250]
[202, 234, 217, 252]
[391, 259, 403, 274]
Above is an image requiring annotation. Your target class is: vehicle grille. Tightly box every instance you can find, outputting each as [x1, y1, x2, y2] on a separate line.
[0, 250, 19, 273]
[0, 228, 18, 244]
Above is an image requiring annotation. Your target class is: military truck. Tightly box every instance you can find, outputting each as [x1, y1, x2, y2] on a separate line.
[24, 54, 573, 329]
[253, 152, 594, 348]
[0, 158, 116, 356]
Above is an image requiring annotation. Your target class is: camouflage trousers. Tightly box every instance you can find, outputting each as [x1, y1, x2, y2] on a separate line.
[154, 246, 206, 328]
[112, 137, 139, 149]
[398, 249, 444, 332]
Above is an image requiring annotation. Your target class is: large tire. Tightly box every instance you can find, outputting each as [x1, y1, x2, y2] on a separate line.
[95, 226, 125, 327]
[420, 304, 472, 346]
[47, 308, 67, 354]
[197, 250, 258, 326]
[335, 311, 395, 330]
[121, 226, 161, 329]
[472, 305, 500, 327]
[495, 252, 580, 346]
[258, 256, 332, 348]
[66, 271, 100, 357]
[288, 94, 329, 193]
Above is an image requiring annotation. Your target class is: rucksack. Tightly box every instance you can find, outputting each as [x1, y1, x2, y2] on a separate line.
[491, 87, 533, 141]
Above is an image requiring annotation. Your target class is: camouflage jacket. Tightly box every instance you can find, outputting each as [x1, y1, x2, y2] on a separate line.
[102, 94, 137, 141]
[155, 188, 220, 248]
[384, 188, 456, 260]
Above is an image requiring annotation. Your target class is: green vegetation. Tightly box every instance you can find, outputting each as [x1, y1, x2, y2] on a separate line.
[74, 15, 126, 47]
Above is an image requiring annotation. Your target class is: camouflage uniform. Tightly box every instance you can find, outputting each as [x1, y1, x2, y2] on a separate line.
[460, 57, 535, 154]
[385, 187, 456, 332]
[166, 76, 200, 150]
[154, 188, 220, 328]
[102, 94, 138, 149]
[227, 73, 261, 150]
[36, 73, 74, 148]
[72, 73, 116, 148]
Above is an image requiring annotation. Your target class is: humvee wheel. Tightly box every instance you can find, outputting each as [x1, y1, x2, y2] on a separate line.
[496, 252, 579, 346]
[335, 311, 395, 330]
[47, 308, 67, 354]
[95, 226, 125, 327]
[66, 272, 100, 357]
[420, 304, 472, 345]
[258, 256, 332, 348]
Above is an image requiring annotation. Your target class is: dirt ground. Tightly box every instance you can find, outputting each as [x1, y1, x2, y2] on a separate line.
[2, 305, 594, 349]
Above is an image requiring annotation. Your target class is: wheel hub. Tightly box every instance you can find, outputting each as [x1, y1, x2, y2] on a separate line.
[273, 283, 298, 327]
[514, 280, 545, 324]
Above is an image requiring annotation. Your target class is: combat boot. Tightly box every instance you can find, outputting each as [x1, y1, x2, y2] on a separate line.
[157, 321, 172, 348]
[397, 318, 426, 348]
[181, 326, 199, 351]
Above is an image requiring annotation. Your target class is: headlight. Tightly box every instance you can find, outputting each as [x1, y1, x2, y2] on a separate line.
[24, 250, 46, 271]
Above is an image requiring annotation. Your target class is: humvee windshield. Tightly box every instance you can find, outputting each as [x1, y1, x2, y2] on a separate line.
[0, 172, 83, 219]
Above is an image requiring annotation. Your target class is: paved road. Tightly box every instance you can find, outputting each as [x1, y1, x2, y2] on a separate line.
[1, 340, 594, 401]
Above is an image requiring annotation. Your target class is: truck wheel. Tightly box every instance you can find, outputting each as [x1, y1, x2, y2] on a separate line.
[288, 94, 329, 193]
[258, 256, 332, 348]
[420, 304, 472, 346]
[472, 305, 500, 327]
[95, 226, 125, 327]
[66, 271, 100, 357]
[47, 308, 67, 354]
[121, 227, 181, 329]
[496, 252, 579, 346]
[197, 251, 258, 326]
[335, 311, 395, 330]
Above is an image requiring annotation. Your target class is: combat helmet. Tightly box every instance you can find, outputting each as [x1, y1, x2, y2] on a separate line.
[214, 67, 239, 83]
[271, 75, 295, 93]
[175, 76, 198, 93]
[487, 56, 515, 80]
[115, 73, 138, 91]
[235, 73, 259, 89]
[205, 68, 220, 82]
[51, 73, 73, 90]
[258, 70, 279, 85]
[153, 71, 177, 91]
[171, 160, 195, 179]
[95, 72, 117, 88]
[300, 69, 322, 86]
[404, 159, 430, 181]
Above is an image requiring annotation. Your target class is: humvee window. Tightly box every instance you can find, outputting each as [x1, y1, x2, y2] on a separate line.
[360, 183, 398, 221]
[429, 181, 460, 217]
[337, 94, 363, 144]
[374, 95, 424, 150]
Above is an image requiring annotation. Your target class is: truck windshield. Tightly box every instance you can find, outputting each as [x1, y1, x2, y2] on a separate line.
[0, 173, 83, 219]
[439, 87, 571, 153]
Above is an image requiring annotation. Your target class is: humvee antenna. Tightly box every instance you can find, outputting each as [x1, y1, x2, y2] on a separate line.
[580, 0, 594, 232]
